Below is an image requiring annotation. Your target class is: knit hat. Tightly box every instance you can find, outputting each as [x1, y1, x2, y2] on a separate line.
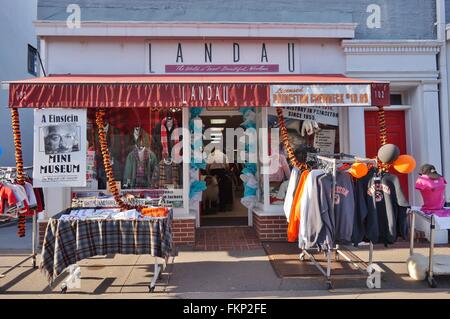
[419, 164, 441, 180]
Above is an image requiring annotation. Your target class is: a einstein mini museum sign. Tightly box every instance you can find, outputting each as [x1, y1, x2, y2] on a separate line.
[33, 108, 87, 187]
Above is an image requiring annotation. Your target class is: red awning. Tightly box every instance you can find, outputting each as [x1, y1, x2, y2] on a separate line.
[6, 74, 390, 108]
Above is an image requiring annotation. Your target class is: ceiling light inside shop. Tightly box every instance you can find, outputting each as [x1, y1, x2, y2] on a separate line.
[210, 127, 224, 131]
[211, 119, 227, 124]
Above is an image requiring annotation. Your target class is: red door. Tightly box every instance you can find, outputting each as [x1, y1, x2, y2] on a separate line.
[364, 110, 409, 199]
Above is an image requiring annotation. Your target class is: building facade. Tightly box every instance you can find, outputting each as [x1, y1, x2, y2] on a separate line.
[11, 0, 449, 244]
[0, 0, 38, 167]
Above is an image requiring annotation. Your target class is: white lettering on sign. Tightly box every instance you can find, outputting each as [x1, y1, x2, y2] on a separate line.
[182, 85, 229, 106]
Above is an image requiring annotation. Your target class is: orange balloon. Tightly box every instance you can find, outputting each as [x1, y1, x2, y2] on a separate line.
[348, 162, 369, 179]
[393, 155, 416, 174]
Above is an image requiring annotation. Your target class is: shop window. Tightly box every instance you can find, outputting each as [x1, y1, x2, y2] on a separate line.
[77, 108, 184, 207]
[390, 94, 403, 105]
[266, 108, 340, 206]
[27, 44, 38, 76]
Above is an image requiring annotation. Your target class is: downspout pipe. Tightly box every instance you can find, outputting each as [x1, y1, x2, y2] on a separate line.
[436, 0, 450, 204]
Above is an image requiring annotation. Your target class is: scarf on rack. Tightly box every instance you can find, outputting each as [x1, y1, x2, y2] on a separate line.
[161, 117, 179, 157]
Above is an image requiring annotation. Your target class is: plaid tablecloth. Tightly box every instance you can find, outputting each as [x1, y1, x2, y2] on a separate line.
[40, 209, 173, 284]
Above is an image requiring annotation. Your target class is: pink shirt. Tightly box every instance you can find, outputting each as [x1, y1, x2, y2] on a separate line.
[415, 175, 447, 211]
[269, 154, 291, 182]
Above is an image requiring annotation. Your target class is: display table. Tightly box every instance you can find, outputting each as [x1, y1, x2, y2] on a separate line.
[408, 207, 450, 288]
[40, 208, 173, 292]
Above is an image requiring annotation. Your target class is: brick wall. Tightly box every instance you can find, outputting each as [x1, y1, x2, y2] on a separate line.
[38, 217, 196, 248]
[172, 218, 196, 246]
[38, 221, 47, 248]
[253, 213, 288, 241]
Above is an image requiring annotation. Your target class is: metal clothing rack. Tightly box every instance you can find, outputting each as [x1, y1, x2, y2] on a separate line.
[299, 153, 378, 290]
[0, 166, 38, 278]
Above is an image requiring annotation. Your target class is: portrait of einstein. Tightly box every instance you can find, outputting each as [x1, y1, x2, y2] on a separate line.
[43, 124, 80, 155]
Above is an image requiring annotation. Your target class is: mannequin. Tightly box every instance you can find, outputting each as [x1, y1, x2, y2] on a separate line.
[123, 134, 157, 189]
[415, 164, 449, 216]
[157, 156, 182, 189]
[160, 116, 179, 159]
[158, 116, 181, 188]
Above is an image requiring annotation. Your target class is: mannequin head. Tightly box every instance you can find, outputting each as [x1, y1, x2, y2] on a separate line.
[419, 164, 441, 180]
[166, 116, 174, 130]
[133, 127, 141, 141]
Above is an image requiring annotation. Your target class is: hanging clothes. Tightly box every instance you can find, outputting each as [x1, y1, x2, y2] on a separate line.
[287, 170, 309, 242]
[299, 169, 325, 249]
[318, 171, 355, 247]
[351, 168, 377, 246]
[123, 146, 158, 189]
[364, 172, 410, 246]
[158, 160, 181, 188]
[283, 168, 300, 220]
[268, 153, 291, 183]
[0, 183, 19, 214]
[160, 117, 179, 157]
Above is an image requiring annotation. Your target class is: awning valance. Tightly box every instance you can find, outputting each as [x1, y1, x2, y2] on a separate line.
[5, 74, 390, 108]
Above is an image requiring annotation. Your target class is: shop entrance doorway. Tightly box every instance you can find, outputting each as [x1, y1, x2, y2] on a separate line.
[199, 114, 249, 227]
[365, 110, 409, 199]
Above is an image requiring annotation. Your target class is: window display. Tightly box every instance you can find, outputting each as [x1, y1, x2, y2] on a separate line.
[85, 109, 183, 191]
[266, 108, 339, 205]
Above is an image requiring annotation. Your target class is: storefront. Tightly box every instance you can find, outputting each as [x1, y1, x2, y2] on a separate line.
[2, 19, 445, 245]
[6, 71, 391, 244]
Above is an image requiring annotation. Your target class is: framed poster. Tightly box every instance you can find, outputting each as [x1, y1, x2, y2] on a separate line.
[33, 108, 87, 187]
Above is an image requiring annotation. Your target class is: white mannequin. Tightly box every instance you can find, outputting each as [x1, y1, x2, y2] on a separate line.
[104, 123, 109, 135]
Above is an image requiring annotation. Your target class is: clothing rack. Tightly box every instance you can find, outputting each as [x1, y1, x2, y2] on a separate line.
[0, 166, 38, 278]
[299, 154, 378, 290]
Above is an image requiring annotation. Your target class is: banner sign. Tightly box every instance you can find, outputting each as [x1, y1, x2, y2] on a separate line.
[271, 84, 372, 107]
[33, 108, 87, 187]
[269, 106, 338, 126]
[11, 83, 270, 108]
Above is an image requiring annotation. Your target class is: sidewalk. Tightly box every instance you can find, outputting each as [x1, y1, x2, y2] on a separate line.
[0, 245, 450, 298]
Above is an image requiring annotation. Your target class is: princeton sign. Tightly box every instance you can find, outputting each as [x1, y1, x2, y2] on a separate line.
[270, 84, 373, 107]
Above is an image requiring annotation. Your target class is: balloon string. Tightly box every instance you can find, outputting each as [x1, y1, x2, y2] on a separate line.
[276, 107, 307, 171]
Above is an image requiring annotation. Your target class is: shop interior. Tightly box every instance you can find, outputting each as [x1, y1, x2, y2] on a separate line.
[199, 114, 248, 227]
